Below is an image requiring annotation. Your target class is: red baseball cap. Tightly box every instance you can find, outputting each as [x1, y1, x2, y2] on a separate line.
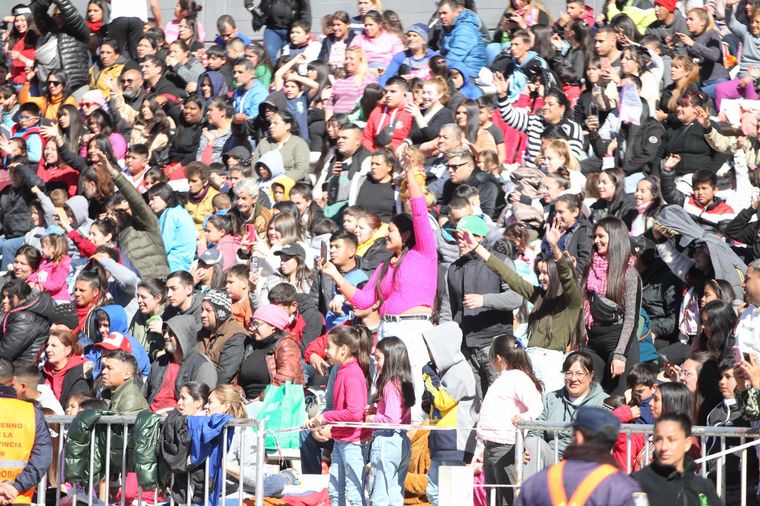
[94, 333, 133, 353]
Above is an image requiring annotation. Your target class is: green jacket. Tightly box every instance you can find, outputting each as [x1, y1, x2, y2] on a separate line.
[64, 409, 136, 485]
[112, 171, 170, 280]
[485, 253, 582, 351]
[134, 410, 165, 489]
[109, 378, 149, 415]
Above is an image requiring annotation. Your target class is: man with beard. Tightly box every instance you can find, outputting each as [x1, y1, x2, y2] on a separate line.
[106, 69, 147, 137]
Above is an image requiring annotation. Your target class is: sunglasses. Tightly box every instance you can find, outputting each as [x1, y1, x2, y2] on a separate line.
[47, 80, 62, 86]
[447, 161, 469, 170]
[120, 78, 135, 84]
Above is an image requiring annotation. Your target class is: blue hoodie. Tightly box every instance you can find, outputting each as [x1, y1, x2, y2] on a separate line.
[187, 414, 233, 506]
[440, 9, 486, 78]
[85, 305, 151, 379]
[506, 51, 548, 103]
[449, 62, 483, 100]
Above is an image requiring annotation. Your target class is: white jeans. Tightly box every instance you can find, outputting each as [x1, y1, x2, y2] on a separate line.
[526, 347, 566, 394]
[379, 318, 433, 424]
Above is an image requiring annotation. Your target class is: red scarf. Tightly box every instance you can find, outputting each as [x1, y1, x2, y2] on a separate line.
[73, 303, 95, 336]
[87, 20, 104, 33]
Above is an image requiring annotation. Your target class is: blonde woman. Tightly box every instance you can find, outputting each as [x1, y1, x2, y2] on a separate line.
[206, 385, 298, 499]
[408, 77, 455, 149]
[657, 55, 700, 128]
[330, 46, 377, 114]
[541, 138, 586, 194]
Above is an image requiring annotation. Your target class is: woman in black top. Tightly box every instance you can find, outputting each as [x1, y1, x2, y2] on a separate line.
[352, 148, 397, 221]
[407, 77, 455, 151]
[167, 95, 204, 166]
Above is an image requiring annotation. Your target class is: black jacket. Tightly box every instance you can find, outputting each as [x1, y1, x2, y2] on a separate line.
[57, 364, 91, 411]
[564, 218, 593, 276]
[0, 292, 55, 367]
[589, 106, 665, 176]
[640, 259, 682, 343]
[360, 238, 393, 275]
[168, 121, 204, 165]
[633, 458, 723, 506]
[32, 0, 90, 91]
[309, 257, 365, 316]
[159, 411, 204, 504]
[589, 194, 636, 226]
[318, 31, 356, 63]
[658, 121, 728, 176]
[724, 205, 760, 262]
[0, 164, 43, 238]
[247, 0, 310, 29]
[441, 167, 504, 219]
[447, 250, 523, 348]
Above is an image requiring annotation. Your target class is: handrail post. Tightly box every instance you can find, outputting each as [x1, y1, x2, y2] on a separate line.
[255, 419, 266, 506]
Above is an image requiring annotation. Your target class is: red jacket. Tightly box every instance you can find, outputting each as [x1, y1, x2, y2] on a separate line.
[361, 105, 413, 152]
[611, 405, 646, 472]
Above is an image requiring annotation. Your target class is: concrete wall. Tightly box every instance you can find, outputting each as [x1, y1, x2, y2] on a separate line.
[66, 0, 607, 42]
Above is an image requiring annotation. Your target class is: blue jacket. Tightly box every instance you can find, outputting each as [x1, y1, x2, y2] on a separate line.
[159, 205, 198, 272]
[378, 48, 439, 87]
[516, 460, 644, 506]
[449, 62, 483, 100]
[440, 9, 486, 78]
[233, 81, 269, 120]
[187, 414, 233, 506]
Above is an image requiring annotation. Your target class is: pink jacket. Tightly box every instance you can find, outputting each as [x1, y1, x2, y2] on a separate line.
[477, 370, 543, 445]
[28, 256, 72, 302]
[322, 358, 371, 442]
[349, 197, 438, 315]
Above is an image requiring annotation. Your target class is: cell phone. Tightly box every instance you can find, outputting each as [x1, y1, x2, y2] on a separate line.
[659, 353, 671, 366]
[601, 57, 610, 69]
[320, 241, 328, 264]
[732, 345, 744, 364]
[245, 224, 257, 244]
[251, 256, 259, 270]
[405, 92, 413, 102]
[589, 103, 599, 117]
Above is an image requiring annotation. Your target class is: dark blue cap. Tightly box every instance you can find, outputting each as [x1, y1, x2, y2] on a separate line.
[568, 406, 621, 444]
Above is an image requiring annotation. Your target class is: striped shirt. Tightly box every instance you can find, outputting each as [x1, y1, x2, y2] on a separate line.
[498, 97, 585, 168]
[331, 72, 378, 115]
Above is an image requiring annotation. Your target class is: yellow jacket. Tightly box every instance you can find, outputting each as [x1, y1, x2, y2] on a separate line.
[186, 186, 220, 231]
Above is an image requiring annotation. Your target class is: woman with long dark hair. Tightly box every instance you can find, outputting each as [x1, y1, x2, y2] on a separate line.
[19, 69, 77, 120]
[129, 278, 167, 358]
[589, 168, 636, 225]
[582, 216, 642, 395]
[164, 0, 205, 44]
[320, 156, 436, 422]
[56, 104, 84, 154]
[699, 300, 737, 359]
[349, 10, 404, 71]
[630, 175, 663, 237]
[455, 99, 496, 157]
[130, 94, 174, 159]
[6, 6, 39, 89]
[463, 218, 582, 392]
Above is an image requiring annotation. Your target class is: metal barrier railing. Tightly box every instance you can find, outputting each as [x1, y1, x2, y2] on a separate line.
[38, 415, 268, 506]
[512, 420, 760, 506]
[33, 416, 760, 506]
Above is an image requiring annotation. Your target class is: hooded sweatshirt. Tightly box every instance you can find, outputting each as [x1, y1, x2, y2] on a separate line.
[422, 322, 479, 462]
[449, 61, 483, 100]
[440, 9, 486, 78]
[146, 314, 217, 404]
[197, 71, 229, 102]
[158, 204, 199, 272]
[255, 149, 294, 207]
[43, 354, 89, 404]
[85, 305, 151, 379]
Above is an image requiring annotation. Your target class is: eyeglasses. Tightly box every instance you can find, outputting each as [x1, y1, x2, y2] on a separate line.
[563, 371, 589, 380]
[80, 102, 96, 107]
[679, 370, 697, 379]
[17, 115, 36, 121]
[47, 80, 62, 86]
[447, 161, 470, 171]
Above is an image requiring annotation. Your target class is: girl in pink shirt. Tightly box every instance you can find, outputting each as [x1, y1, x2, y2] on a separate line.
[476, 334, 543, 506]
[366, 336, 415, 505]
[28, 232, 72, 302]
[306, 326, 372, 506]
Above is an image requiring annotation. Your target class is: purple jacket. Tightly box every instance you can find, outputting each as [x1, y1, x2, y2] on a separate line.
[515, 460, 644, 506]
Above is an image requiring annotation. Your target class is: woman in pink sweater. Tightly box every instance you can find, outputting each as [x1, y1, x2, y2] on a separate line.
[321, 154, 436, 423]
[306, 326, 372, 506]
[349, 10, 405, 70]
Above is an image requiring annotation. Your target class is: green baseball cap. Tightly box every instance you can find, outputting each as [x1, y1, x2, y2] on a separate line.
[456, 215, 489, 237]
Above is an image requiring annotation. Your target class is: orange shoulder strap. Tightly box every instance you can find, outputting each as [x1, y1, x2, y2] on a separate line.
[547, 461, 618, 506]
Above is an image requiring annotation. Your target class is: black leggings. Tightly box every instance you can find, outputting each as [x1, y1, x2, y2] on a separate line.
[109, 17, 144, 60]
[584, 323, 640, 395]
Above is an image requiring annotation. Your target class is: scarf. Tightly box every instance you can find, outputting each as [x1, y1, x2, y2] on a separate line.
[87, 20, 104, 33]
[73, 302, 95, 336]
[629, 201, 653, 237]
[190, 184, 211, 203]
[583, 252, 635, 328]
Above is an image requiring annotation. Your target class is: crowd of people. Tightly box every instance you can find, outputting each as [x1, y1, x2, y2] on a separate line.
[5, 0, 760, 504]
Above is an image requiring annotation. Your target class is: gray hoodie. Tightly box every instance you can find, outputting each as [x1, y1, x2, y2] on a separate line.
[145, 314, 217, 404]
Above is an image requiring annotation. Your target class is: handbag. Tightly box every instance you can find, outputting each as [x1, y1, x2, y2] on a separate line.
[255, 381, 307, 450]
[588, 291, 623, 325]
